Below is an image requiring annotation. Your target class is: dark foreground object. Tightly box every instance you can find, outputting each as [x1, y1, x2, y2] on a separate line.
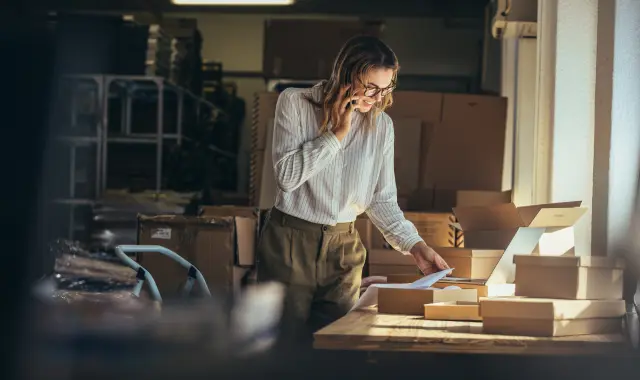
[24, 335, 640, 380]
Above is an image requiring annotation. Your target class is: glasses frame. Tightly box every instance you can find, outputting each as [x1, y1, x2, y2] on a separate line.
[360, 79, 397, 98]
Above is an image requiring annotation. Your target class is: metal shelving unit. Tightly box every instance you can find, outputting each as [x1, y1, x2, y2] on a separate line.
[51, 75, 105, 240]
[59, 74, 234, 198]
[53, 74, 236, 240]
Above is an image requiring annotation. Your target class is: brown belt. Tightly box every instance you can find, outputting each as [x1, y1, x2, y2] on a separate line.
[269, 208, 354, 234]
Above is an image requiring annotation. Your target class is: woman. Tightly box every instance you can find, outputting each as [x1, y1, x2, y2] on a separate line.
[258, 35, 450, 345]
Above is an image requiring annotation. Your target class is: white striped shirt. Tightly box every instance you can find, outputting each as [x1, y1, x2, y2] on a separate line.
[271, 83, 423, 254]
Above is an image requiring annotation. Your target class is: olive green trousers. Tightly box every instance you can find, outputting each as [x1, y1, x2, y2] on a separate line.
[257, 208, 366, 346]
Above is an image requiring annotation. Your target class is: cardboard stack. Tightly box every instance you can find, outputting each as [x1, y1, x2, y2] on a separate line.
[358, 212, 459, 277]
[480, 297, 625, 337]
[378, 287, 478, 316]
[386, 92, 510, 194]
[414, 201, 627, 337]
[136, 206, 259, 298]
[417, 201, 587, 322]
[250, 92, 279, 207]
[428, 201, 589, 298]
[479, 255, 626, 337]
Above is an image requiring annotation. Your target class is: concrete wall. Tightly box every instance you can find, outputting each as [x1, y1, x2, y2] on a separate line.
[169, 13, 484, 194]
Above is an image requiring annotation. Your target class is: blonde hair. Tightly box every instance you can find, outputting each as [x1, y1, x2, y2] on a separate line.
[306, 35, 399, 133]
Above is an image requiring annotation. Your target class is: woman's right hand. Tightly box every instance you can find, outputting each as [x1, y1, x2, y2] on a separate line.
[331, 85, 360, 141]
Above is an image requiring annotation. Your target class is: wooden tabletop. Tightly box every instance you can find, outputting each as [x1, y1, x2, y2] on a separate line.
[313, 308, 630, 355]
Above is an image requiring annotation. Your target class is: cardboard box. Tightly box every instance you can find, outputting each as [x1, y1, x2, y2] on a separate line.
[388, 92, 509, 192]
[263, 20, 383, 80]
[159, 17, 198, 38]
[514, 255, 625, 300]
[423, 94, 509, 191]
[424, 301, 482, 321]
[378, 287, 478, 315]
[252, 93, 279, 151]
[432, 280, 516, 299]
[199, 206, 259, 218]
[367, 249, 419, 276]
[371, 212, 457, 249]
[387, 92, 443, 126]
[369, 265, 420, 276]
[386, 93, 439, 194]
[137, 214, 257, 298]
[386, 274, 422, 283]
[407, 189, 512, 213]
[249, 149, 265, 207]
[258, 119, 277, 209]
[453, 201, 587, 256]
[438, 189, 512, 210]
[436, 248, 503, 279]
[433, 201, 588, 299]
[393, 118, 423, 197]
[406, 212, 456, 247]
[480, 298, 625, 337]
[368, 249, 416, 266]
[386, 274, 514, 298]
[355, 216, 372, 250]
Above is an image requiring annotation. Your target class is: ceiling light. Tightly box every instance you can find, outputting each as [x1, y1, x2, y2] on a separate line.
[172, 0, 294, 5]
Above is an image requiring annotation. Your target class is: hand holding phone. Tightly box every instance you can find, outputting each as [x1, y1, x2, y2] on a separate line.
[331, 85, 360, 142]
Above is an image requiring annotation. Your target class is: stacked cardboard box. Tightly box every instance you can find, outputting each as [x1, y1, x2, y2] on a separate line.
[419, 201, 626, 338]
[358, 212, 458, 277]
[478, 255, 626, 337]
[386, 92, 511, 195]
[250, 93, 279, 207]
[431, 201, 588, 298]
[136, 206, 259, 299]
[144, 25, 172, 78]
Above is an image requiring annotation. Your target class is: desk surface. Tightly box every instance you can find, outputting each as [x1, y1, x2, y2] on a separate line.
[314, 309, 629, 355]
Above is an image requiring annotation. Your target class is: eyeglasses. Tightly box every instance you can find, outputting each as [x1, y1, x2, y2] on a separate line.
[362, 80, 397, 98]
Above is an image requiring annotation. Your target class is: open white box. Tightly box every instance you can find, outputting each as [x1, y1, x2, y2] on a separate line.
[433, 201, 588, 298]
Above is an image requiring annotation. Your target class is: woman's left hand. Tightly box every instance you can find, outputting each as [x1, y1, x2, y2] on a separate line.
[409, 241, 450, 275]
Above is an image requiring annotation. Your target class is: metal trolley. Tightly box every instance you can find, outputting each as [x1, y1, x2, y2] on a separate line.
[114, 245, 211, 303]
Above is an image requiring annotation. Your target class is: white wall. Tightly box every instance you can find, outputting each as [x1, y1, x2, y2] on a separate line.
[533, 0, 640, 256]
[606, 0, 640, 251]
[501, 38, 538, 207]
[549, 0, 598, 255]
[169, 13, 484, 193]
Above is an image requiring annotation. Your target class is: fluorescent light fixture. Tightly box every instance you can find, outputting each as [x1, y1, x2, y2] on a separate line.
[172, 0, 294, 5]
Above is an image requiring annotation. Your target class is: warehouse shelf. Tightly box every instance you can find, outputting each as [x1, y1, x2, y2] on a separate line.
[52, 74, 228, 240]
[108, 134, 182, 144]
[56, 135, 101, 144]
[58, 74, 231, 200]
[181, 136, 237, 158]
[52, 198, 97, 242]
[106, 75, 222, 115]
[53, 198, 97, 205]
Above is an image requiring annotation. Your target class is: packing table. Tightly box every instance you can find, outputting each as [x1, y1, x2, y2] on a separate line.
[313, 308, 630, 355]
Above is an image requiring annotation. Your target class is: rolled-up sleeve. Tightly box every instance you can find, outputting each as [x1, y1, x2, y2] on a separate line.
[272, 89, 342, 192]
[365, 115, 424, 254]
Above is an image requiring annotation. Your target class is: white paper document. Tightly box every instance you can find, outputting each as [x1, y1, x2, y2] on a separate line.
[351, 268, 455, 312]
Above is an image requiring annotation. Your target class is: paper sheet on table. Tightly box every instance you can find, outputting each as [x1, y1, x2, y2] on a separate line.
[351, 268, 454, 312]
